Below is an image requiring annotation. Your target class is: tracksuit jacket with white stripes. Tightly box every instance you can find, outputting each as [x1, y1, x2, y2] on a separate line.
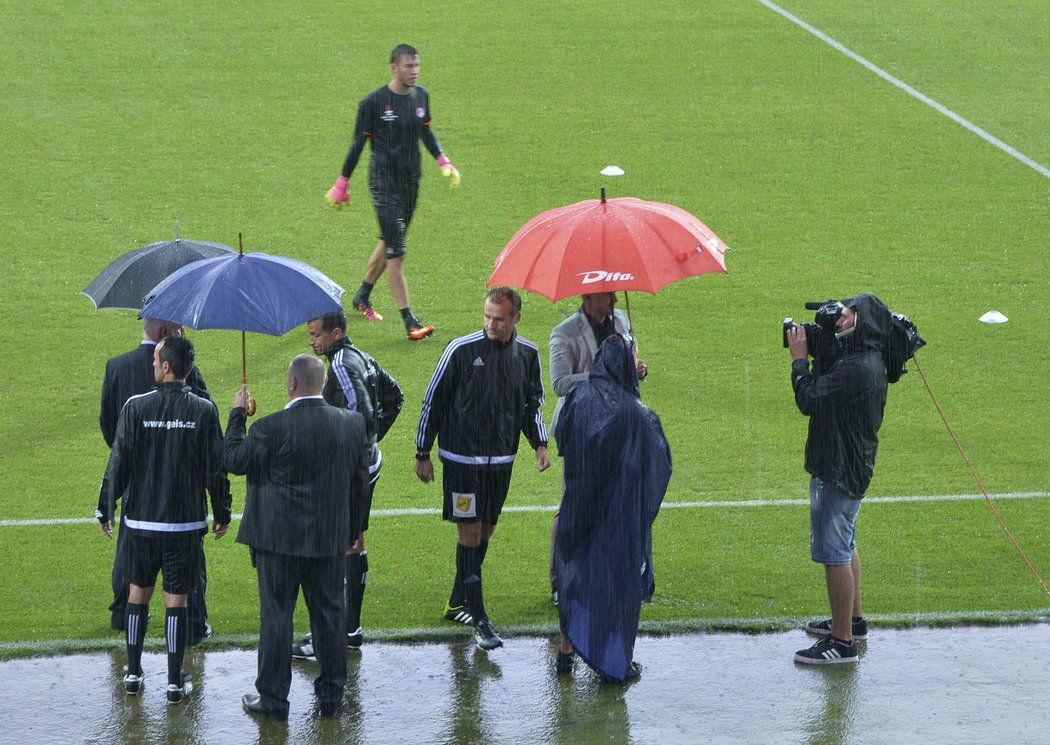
[416, 330, 548, 468]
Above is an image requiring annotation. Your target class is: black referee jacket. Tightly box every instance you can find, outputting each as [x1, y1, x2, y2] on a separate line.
[416, 330, 548, 468]
[98, 382, 231, 535]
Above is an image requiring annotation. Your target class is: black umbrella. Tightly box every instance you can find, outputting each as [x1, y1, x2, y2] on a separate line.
[82, 235, 236, 311]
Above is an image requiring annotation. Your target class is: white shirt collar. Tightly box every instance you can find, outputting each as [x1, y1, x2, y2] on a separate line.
[284, 394, 325, 409]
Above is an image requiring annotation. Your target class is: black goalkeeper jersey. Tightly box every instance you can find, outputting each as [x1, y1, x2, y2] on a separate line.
[341, 84, 443, 187]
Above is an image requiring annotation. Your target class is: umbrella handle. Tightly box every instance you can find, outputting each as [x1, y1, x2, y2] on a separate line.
[242, 376, 257, 416]
[241, 328, 256, 415]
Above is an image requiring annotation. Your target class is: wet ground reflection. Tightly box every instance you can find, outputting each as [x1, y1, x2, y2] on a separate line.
[2, 626, 1047, 744]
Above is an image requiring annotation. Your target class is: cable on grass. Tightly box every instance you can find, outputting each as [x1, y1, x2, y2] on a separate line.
[912, 355, 1050, 599]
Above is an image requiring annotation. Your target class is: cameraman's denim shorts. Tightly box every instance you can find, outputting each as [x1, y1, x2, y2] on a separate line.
[809, 477, 861, 565]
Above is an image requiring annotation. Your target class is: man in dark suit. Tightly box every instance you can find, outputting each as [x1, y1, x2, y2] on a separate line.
[225, 354, 371, 721]
[98, 316, 220, 642]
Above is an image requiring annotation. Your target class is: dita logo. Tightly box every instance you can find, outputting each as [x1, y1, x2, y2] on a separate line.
[579, 270, 635, 284]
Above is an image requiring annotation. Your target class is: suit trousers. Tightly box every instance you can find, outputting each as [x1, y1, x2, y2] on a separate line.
[254, 549, 347, 715]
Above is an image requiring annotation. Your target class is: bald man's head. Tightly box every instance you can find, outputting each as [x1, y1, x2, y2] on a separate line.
[287, 354, 326, 398]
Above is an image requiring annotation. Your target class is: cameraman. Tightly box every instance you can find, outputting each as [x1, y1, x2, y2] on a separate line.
[786, 294, 891, 665]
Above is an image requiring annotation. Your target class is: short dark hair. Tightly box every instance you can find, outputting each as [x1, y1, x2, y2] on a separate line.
[311, 310, 347, 334]
[391, 44, 418, 63]
[158, 335, 195, 380]
[486, 286, 521, 315]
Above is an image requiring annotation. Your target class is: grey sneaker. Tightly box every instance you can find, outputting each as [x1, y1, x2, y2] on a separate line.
[123, 672, 144, 695]
[166, 672, 193, 704]
[794, 636, 859, 665]
[804, 617, 868, 641]
[474, 619, 504, 651]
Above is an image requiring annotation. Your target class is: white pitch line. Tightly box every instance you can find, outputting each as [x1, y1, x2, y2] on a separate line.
[5, 492, 1048, 528]
[756, 0, 1050, 180]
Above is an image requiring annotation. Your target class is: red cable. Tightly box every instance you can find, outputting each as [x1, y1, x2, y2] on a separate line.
[912, 355, 1050, 598]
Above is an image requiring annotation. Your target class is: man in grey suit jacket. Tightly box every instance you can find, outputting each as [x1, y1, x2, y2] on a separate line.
[548, 293, 647, 604]
[225, 355, 370, 721]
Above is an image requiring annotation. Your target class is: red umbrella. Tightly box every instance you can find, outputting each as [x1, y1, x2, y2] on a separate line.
[488, 189, 728, 308]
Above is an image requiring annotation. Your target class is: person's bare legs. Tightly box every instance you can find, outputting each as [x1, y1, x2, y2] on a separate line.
[826, 561, 855, 641]
[362, 241, 387, 286]
[386, 256, 409, 310]
[851, 549, 862, 618]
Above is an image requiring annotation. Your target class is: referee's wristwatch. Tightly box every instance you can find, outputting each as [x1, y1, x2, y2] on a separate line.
[415, 450, 431, 461]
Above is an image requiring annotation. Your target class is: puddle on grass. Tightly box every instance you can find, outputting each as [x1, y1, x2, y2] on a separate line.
[2, 626, 1047, 744]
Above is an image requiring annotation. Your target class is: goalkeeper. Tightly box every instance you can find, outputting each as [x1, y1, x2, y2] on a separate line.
[324, 43, 460, 340]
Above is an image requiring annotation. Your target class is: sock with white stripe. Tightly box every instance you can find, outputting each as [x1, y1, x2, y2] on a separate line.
[125, 602, 148, 677]
[166, 607, 187, 687]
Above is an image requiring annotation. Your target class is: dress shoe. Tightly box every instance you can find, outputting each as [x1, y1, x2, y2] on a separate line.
[242, 693, 288, 722]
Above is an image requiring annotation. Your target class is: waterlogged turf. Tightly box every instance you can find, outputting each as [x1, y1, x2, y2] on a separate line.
[3, 0, 1050, 693]
[2, 627, 1048, 744]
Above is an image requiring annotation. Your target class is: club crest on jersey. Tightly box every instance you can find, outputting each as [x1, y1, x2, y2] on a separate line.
[415, 107, 426, 119]
[382, 105, 397, 123]
[579, 270, 635, 284]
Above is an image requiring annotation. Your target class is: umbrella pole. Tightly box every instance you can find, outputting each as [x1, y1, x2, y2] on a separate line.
[237, 232, 256, 415]
[623, 290, 634, 334]
[242, 330, 257, 416]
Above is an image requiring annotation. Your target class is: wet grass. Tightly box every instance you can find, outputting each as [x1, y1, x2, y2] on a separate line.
[2, 1, 1050, 657]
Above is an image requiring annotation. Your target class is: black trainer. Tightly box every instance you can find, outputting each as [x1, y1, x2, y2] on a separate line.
[794, 636, 859, 665]
[166, 671, 193, 704]
[292, 633, 315, 660]
[443, 603, 475, 626]
[347, 627, 364, 649]
[805, 617, 868, 641]
[599, 661, 642, 684]
[555, 651, 574, 674]
[474, 619, 504, 651]
[188, 622, 212, 646]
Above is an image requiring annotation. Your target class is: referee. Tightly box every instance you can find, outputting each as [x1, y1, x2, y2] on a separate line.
[415, 287, 550, 650]
[98, 335, 230, 704]
[325, 43, 461, 340]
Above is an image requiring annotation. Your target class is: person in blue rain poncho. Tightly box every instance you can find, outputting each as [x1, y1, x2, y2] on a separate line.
[554, 333, 671, 683]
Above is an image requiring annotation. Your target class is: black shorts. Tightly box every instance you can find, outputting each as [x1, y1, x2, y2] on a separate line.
[126, 530, 201, 595]
[370, 180, 419, 259]
[442, 462, 513, 525]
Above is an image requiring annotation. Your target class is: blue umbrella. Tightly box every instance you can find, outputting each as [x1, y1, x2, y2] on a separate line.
[141, 244, 344, 414]
[141, 250, 344, 336]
